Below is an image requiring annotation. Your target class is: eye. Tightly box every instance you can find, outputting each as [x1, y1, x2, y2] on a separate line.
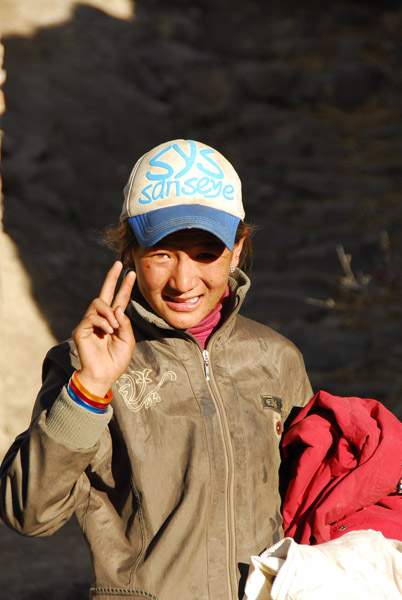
[147, 251, 170, 260]
[196, 252, 219, 262]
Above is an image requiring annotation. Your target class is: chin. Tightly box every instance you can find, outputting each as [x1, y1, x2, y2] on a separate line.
[171, 318, 198, 329]
[166, 313, 201, 329]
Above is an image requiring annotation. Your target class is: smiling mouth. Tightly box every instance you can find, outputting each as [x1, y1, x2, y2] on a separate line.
[164, 295, 200, 304]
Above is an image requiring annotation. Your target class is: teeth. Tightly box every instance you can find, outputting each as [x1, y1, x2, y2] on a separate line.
[166, 295, 199, 303]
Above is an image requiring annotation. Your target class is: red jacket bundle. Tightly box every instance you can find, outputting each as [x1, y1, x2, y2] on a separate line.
[281, 390, 402, 545]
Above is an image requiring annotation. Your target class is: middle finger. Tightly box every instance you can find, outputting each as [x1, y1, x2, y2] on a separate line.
[111, 269, 136, 312]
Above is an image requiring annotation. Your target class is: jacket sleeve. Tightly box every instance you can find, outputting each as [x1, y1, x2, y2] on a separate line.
[294, 356, 314, 409]
[281, 340, 314, 418]
[0, 341, 113, 537]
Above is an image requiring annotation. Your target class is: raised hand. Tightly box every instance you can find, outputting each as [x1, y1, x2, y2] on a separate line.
[72, 261, 136, 397]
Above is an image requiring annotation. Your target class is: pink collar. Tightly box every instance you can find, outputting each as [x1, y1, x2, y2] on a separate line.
[187, 286, 230, 349]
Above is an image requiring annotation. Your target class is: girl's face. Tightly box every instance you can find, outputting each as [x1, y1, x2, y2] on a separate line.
[130, 229, 244, 329]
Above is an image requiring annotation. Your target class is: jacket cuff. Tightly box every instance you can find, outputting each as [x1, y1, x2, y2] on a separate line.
[46, 386, 113, 449]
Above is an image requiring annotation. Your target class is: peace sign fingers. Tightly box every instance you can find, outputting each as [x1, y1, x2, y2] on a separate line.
[73, 262, 137, 396]
[98, 261, 125, 306]
[85, 261, 136, 322]
[111, 265, 136, 314]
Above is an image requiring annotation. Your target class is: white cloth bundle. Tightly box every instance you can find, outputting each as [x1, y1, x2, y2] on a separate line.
[244, 530, 402, 600]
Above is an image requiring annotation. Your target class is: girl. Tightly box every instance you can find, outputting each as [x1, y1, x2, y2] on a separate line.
[0, 139, 312, 600]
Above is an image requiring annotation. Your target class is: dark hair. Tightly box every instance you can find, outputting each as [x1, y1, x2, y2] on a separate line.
[102, 220, 256, 271]
[233, 220, 256, 270]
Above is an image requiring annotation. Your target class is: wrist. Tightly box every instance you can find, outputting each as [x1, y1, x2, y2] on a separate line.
[75, 369, 114, 398]
[66, 370, 113, 414]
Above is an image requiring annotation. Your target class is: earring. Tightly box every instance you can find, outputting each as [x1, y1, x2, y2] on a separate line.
[229, 267, 235, 274]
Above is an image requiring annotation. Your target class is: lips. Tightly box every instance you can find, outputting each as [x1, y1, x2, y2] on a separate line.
[163, 294, 202, 311]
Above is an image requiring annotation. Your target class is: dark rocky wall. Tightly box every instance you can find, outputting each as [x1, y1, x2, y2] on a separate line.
[3, 0, 402, 408]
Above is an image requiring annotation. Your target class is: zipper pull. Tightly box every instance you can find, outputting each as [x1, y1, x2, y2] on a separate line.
[202, 349, 210, 381]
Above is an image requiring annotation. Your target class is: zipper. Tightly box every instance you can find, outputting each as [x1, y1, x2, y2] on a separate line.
[202, 349, 210, 380]
[244, 540, 286, 600]
[248, 538, 292, 600]
[202, 343, 237, 598]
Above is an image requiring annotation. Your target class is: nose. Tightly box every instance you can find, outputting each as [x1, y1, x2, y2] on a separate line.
[168, 253, 198, 293]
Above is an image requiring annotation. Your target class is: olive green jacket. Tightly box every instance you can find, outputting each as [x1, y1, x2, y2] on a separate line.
[0, 270, 312, 600]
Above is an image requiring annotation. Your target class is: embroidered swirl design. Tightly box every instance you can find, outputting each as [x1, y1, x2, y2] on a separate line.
[118, 369, 177, 413]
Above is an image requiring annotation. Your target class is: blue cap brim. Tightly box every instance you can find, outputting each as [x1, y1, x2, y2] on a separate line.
[127, 204, 240, 250]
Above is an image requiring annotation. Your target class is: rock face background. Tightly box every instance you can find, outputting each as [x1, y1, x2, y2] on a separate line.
[0, 0, 401, 597]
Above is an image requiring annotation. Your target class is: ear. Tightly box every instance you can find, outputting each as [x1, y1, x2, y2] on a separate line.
[125, 248, 138, 270]
[230, 236, 245, 269]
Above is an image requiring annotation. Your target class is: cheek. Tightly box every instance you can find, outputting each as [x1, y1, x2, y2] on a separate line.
[137, 264, 167, 297]
[205, 268, 230, 290]
[133, 264, 152, 294]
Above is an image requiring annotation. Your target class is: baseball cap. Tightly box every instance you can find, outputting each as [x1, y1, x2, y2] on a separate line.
[120, 139, 245, 250]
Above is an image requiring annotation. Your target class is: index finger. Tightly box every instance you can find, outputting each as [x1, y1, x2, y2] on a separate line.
[98, 261, 124, 305]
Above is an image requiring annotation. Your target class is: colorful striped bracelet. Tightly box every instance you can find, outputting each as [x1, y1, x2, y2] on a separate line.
[66, 370, 113, 413]
[69, 377, 110, 410]
[72, 370, 113, 404]
[67, 382, 108, 414]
